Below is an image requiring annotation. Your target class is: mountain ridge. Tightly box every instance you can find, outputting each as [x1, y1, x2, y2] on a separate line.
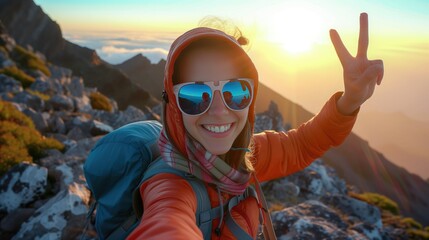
[0, 0, 159, 111]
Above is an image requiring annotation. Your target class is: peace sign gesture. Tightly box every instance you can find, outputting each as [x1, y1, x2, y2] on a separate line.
[330, 13, 384, 115]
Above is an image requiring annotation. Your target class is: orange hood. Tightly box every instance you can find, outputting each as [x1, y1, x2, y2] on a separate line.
[161, 27, 259, 156]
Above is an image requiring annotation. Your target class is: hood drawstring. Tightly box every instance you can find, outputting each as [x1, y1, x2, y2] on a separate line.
[215, 186, 224, 236]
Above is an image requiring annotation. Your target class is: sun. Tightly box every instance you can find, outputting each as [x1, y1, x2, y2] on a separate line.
[258, 3, 327, 55]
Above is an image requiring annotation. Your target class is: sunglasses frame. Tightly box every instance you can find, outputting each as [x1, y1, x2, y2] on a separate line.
[173, 78, 254, 116]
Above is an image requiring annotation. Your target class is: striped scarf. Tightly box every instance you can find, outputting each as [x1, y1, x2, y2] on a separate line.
[158, 130, 250, 195]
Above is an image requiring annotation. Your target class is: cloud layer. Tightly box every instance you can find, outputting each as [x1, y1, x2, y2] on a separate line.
[65, 32, 176, 64]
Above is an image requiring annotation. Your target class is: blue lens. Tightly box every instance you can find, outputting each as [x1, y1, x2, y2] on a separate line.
[178, 84, 212, 115]
[222, 80, 252, 110]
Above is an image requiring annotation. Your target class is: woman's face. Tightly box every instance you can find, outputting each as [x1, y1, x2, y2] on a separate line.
[176, 47, 249, 155]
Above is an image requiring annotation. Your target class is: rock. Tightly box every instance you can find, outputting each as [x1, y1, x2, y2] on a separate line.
[263, 159, 348, 206]
[67, 76, 84, 98]
[321, 194, 382, 228]
[0, 208, 36, 232]
[1, 56, 15, 68]
[0, 33, 16, 52]
[254, 115, 273, 133]
[89, 120, 113, 136]
[49, 94, 74, 111]
[73, 95, 92, 112]
[0, 163, 48, 213]
[23, 108, 49, 133]
[266, 101, 286, 132]
[63, 139, 78, 151]
[0, 74, 22, 93]
[272, 181, 300, 202]
[272, 200, 352, 239]
[49, 114, 67, 134]
[66, 127, 87, 141]
[112, 105, 147, 129]
[65, 137, 101, 159]
[351, 222, 382, 240]
[12, 183, 90, 240]
[88, 109, 118, 128]
[29, 76, 61, 96]
[48, 65, 72, 80]
[68, 115, 91, 132]
[12, 91, 45, 111]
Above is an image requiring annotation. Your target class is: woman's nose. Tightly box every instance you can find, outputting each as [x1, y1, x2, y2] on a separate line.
[207, 91, 228, 115]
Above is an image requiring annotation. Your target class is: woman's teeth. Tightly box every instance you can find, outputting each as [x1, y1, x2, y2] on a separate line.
[203, 124, 232, 133]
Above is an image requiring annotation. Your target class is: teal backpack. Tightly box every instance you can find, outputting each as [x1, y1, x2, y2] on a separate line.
[83, 120, 272, 240]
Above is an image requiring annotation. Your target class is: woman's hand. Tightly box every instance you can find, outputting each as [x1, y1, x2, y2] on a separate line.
[330, 13, 384, 115]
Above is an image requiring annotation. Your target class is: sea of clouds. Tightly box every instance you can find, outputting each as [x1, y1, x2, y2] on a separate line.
[64, 31, 178, 64]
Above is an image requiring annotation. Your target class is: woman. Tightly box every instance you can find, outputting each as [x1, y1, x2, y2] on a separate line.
[128, 13, 384, 239]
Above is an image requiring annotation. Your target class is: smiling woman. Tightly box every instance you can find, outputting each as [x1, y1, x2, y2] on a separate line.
[258, 3, 328, 55]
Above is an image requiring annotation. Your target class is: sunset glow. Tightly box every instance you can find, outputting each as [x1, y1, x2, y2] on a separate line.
[257, 3, 327, 55]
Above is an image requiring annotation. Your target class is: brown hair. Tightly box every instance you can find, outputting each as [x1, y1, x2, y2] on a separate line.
[172, 20, 255, 172]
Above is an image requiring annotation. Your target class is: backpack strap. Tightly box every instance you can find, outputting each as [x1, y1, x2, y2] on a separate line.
[132, 158, 215, 239]
[224, 186, 260, 240]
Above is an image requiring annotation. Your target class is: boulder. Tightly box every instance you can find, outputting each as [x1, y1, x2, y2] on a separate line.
[0, 208, 36, 232]
[112, 105, 147, 129]
[254, 115, 273, 133]
[48, 65, 72, 80]
[49, 114, 67, 134]
[321, 194, 382, 228]
[23, 108, 49, 133]
[49, 94, 74, 111]
[0, 33, 16, 52]
[0, 74, 22, 93]
[263, 159, 348, 207]
[67, 76, 84, 98]
[65, 137, 101, 159]
[12, 91, 45, 111]
[29, 76, 61, 96]
[0, 163, 47, 213]
[72, 95, 92, 113]
[12, 183, 90, 240]
[89, 120, 113, 136]
[66, 127, 87, 141]
[272, 200, 350, 239]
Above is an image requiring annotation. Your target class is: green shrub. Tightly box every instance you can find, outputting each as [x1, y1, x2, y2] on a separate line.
[0, 66, 35, 88]
[0, 101, 64, 175]
[402, 217, 423, 229]
[26, 89, 50, 101]
[407, 229, 429, 240]
[425, 226, 429, 232]
[13, 45, 51, 77]
[90, 91, 113, 112]
[0, 100, 34, 128]
[350, 192, 400, 215]
[0, 132, 32, 174]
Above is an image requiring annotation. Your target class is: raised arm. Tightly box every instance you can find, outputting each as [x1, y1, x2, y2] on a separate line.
[251, 13, 383, 182]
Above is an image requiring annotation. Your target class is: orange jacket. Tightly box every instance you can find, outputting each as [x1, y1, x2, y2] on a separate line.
[127, 92, 358, 240]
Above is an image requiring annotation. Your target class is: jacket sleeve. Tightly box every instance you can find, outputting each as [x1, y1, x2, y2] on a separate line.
[251, 92, 358, 182]
[127, 173, 203, 240]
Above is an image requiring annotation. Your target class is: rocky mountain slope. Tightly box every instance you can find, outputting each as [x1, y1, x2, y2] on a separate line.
[0, 0, 159, 111]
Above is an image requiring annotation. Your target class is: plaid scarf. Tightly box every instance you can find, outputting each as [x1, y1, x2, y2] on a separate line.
[158, 130, 251, 195]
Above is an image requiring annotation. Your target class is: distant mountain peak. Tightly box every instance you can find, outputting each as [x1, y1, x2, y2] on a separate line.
[117, 53, 151, 67]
